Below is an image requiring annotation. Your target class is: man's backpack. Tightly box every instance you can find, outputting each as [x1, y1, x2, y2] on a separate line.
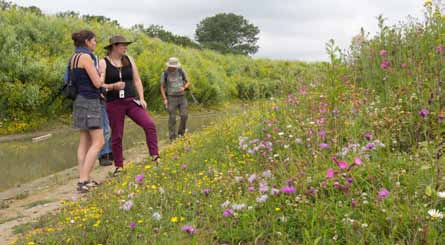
[61, 53, 82, 100]
[163, 68, 186, 88]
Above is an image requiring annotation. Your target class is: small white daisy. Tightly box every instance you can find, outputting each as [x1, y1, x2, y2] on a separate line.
[428, 209, 443, 219]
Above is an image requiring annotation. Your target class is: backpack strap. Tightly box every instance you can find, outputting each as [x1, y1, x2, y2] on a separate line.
[164, 68, 187, 86]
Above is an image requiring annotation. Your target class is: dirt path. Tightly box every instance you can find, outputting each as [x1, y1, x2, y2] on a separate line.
[0, 143, 162, 245]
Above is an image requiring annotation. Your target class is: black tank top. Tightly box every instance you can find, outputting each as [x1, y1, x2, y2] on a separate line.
[104, 55, 137, 102]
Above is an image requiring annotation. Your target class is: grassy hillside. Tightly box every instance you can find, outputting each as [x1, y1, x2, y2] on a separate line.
[0, 3, 323, 134]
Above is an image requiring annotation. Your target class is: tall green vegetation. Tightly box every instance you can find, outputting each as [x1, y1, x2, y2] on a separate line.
[0, 2, 322, 135]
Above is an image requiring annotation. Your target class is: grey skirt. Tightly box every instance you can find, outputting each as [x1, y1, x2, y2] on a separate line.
[73, 95, 103, 130]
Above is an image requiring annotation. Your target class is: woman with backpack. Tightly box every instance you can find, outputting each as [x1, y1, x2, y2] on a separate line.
[99, 35, 160, 176]
[69, 30, 106, 192]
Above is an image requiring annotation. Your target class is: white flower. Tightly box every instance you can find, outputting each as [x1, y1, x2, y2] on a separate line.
[221, 200, 231, 208]
[361, 223, 368, 228]
[278, 132, 285, 136]
[295, 138, 303, 144]
[286, 124, 292, 128]
[428, 209, 443, 219]
[256, 194, 269, 203]
[152, 212, 162, 221]
[232, 203, 246, 211]
[437, 192, 445, 198]
[284, 144, 289, 149]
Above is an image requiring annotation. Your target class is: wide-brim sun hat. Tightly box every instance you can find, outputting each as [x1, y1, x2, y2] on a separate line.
[166, 57, 181, 68]
[104, 35, 134, 49]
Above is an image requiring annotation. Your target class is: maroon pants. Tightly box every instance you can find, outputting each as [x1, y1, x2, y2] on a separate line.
[106, 98, 159, 167]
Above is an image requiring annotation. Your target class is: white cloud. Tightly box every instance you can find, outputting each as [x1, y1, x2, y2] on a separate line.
[10, 0, 425, 61]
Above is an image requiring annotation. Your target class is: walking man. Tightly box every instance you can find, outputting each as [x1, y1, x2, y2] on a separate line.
[160, 57, 190, 141]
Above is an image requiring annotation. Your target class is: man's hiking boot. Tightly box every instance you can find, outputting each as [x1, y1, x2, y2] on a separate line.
[99, 153, 113, 166]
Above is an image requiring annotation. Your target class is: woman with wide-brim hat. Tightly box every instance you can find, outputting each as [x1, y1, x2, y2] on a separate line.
[99, 35, 160, 176]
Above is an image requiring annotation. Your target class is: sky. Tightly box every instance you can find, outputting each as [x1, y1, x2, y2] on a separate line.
[9, 0, 431, 61]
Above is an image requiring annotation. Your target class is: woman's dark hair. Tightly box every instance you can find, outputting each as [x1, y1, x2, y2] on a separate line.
[71, 30, 96, 47]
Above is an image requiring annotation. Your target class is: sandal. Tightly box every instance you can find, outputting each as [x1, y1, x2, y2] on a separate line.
[112, 167, 123, 177]
[77, 181, 90, 193]
[86, 180, 101, 187]
[153, 155, 161, 165]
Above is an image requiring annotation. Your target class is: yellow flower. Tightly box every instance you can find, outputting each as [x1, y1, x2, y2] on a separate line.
[137, 219, 144, 224]
[170, 216, 178, 223]
[275, 208, 281, 212]
[28, 242, 35, 245]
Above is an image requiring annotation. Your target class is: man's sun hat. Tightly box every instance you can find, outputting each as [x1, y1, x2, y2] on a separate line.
[166, 57, 181, 68]
[104, 35, 133, 49]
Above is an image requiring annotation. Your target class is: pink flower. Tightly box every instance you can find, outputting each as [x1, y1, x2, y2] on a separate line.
[332, 157, 347, 169]
[248, 186, 255, 192]
[203, 188, 210, 196]
[436, 45, 444, 54]
[182, 225, 196, 234]
[351, 200, 358, 207]
[354, 157, 362, 165]
[378, 188, 390, 200]
[271, 188, 280, 195]
[181, 164, 188, 170]
[281, 185, 295, 194]
[326, 168, 334, 178]
[401, 63, 407, 69]
[135, 174, 144, 184]
[320, 143, 329, 149]
[380, 60, 390, 69]
[248, 174, 257, 183]
[379, 49, 387, 56]
[420, 109, 429, 117]
[223, 209, 234, 217]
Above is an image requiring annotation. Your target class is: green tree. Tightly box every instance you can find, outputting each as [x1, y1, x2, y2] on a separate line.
[195, 13, 260, 55]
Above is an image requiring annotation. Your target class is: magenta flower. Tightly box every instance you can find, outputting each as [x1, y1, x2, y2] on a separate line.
[182, 225, 196, 234]
[181, 164, 188, 170]
[320, 143, 329, 149]
[379, 49, 387, 56]
[135, 174, 144, 184]
[378, 188, 390, 200]
[259, 182, 269, 193]
[420, 109, 429, 117]
[203, 188, 210, 196]
[248, 186, 255, 192]
[318, 129, 326, 138]
[332, 157, 347, 169]
[401, 63, 407, 69]
[436, 45, 444, 54]
[281, 185, 296, 194]
[364, 132, 372, 141]
[351, 199, 358, 207]
[354, 157, 363, 165]
[347, 178, 353, 183]
[326, 168, 334, 178]
[223, 209, 234, 217]
[129, 221, 136, 229]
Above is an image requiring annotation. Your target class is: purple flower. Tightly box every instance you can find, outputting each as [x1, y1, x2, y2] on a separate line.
[320, 143, 329, 149]
[318, 129, 326, 138]
[347, 178, 353, 183]
[203, 188, 210, 196]
[223, 209, 234, 217]
[248, 174, 257, 183]
[256, 194, 268, 203]
[182, 225, 196, 234]
[281, 186, 296, 194]
[120, 200, 134, 211]
[378, 188, 390, 200]
[181, 164, 188, 170]
[436, 45, 444, 54]
[364, 132, 372, 141]
[135, 174, 144, 184]
[354, 157, 363, 165]
[129, 221, 136, 229]
[259, 182, 269, 193]
[365, 143, 375, 150]
[401, 63, 407, 69]
[271, 188, 280, 195]
[248, 186, 255, 192]
[420, 109, 429, 117]
[379, 49, 387, 57]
